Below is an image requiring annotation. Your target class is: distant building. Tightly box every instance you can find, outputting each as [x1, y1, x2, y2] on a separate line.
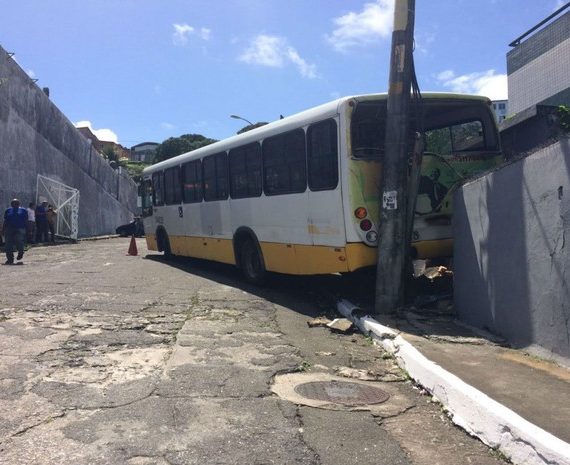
[76, 126, 131, 159]
[77, 126, 104, 153]
[507, 4, 570, 115]
[100, 141, 132, 160]
[491, 100, 509, 124]
[131, 142, 159, 163]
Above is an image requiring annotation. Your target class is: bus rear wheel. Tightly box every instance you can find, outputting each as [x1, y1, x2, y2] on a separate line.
[240, 240, 266, 285]
[157, 230, 172, 259]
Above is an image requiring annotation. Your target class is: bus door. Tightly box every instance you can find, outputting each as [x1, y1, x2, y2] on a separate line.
[306, 118, 346, 248]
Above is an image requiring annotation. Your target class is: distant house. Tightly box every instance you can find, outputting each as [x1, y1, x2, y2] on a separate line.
[77, 126, 104, 153]
[507, 4, 570, 115]
[76, 126, 131, 159]
[491, 100, 509, 123]
[131, 142, 159, 163]
[100, 141, 132, 160]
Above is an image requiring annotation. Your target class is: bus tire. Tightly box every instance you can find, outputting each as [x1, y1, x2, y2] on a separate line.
[240, 239, 266, 285]
[157, 229, 172, 259]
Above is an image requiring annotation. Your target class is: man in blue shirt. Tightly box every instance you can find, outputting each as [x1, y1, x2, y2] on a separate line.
[2, 199, 28, 265]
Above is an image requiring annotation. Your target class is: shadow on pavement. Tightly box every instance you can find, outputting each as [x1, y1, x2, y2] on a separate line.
[144, 252, 504, 345]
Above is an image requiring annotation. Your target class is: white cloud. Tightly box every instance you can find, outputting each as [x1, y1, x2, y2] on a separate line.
[238, 35, 318, 79]
[326, 0, 394, 52]
[161, 122, 175, 130]
[75, 120, 118, 143]
[286, 47, 318, 79]
[172, 23, 211, 46]
[436, 69, 508, 100]
[239, 35, 285, 67]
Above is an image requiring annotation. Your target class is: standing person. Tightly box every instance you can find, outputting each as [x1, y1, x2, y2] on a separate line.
[2, 199, 28, 265]
[26, 202, 36, 244]
[35, 201, 49, 243]
[47, 204, 57, 242]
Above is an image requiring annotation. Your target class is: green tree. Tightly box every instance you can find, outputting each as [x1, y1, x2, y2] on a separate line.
[121, 161, 149, 183]
[558, 105, 570, 133]
[153, 133, 217, 163]
[237, 122, 268, 135]
[102, 146, 119, 162]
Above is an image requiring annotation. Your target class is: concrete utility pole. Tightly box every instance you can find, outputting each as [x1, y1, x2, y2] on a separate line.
[374, 0, 416, 315]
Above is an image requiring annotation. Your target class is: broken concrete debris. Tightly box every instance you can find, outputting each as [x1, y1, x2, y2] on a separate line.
[307, 317, 353, 333]
[335, 366, 378, 381]
[307, 316, 332, 327]
[423, 266, 453, 281]
[326, 318, 353, 333]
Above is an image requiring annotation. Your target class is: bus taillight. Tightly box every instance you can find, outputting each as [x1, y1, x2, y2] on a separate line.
[354, 207, 367, 219]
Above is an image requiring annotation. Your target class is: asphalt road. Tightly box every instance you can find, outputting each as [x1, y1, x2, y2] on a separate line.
[0, 238, 505, 465]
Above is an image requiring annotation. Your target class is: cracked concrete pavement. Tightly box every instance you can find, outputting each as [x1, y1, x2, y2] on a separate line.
[0, 238, 506, 464]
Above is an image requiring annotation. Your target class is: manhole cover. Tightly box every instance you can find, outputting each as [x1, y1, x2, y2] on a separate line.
[294, 381, 390, 406]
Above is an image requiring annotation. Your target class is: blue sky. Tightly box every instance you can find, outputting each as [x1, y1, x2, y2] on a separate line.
[0, 0, 565, 146]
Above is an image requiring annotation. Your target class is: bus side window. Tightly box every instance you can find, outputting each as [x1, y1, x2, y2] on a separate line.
[229, 142, 262, 199]
[308, 119, 338, 191]
[203, 152, 228, 201]
[182, 160, 202, 203]
[263, 129, 306, 196]
[164, 166, 182, 205]
[152, 172, 164, 206]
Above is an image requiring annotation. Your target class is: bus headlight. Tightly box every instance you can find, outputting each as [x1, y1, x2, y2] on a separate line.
[366, 231, 378, 243]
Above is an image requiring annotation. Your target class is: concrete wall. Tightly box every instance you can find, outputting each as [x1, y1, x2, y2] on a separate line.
[453, 138, 570, 362]
[0, 46, 137, 237]
[499, 105, 562, 160]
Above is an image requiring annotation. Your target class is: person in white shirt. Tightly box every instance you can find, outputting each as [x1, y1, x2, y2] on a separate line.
[26, 202, 36, 244]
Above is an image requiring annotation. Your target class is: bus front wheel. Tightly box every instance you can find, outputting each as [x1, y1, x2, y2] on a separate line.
[240, 240, 266, 285]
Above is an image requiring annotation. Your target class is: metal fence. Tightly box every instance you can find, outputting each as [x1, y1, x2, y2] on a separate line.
[36, 175, 80, 240]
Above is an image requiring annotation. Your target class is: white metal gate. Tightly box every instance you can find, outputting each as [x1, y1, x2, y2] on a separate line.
[36, 175, 80, 240]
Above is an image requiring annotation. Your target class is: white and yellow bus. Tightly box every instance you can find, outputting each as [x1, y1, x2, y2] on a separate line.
[141, 93, 502, 283]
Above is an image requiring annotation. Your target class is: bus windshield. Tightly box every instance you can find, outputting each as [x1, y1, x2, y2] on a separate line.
[350, 99, 500, 159]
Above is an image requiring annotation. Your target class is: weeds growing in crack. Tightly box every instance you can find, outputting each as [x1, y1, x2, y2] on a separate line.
[398, 367, 412, 381]
[299, 360, 312, 372]
[489, 446, 511, 462]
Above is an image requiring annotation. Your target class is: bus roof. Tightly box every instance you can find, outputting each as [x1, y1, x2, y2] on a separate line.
[143, 92, 491, 175]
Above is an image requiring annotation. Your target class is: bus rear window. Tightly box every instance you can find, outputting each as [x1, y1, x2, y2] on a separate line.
[350, 99, 499, 158]
[351, 102, 386, 158]
[426, 120, 485, 155]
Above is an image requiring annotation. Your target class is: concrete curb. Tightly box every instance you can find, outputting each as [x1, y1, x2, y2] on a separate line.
[78, 235, 120, 242]
[337, 299, 570, 465]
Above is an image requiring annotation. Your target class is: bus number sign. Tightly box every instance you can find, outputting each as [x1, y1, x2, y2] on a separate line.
[383, 190, 398, 210]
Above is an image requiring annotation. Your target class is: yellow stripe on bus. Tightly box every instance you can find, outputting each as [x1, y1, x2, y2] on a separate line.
[146, 234, 377, 274]
[145, 234, 453, 273]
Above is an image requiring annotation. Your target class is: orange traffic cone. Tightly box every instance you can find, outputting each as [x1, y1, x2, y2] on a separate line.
[127, 235, 138, 256]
